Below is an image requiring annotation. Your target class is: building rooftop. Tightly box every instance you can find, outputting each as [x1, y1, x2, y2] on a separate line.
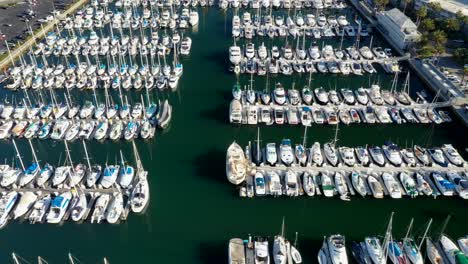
[384, 8, 418, 30]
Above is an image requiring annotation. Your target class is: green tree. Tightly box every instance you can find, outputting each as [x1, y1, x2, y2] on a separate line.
[428, 2, 442, 14]
[402, 0, 412, 14]
[374, 0, 389, 11]
[445, 18, 460, 32]
[416, 6, 427, 25]
[432, 30, 448, 46]
[453, 48, 468, 65]
[420, 18, 435, 32]
[418, 45, 436, 58]
[456, 11, 468, 28]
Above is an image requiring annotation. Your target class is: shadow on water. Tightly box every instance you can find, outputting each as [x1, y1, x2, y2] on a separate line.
[202, 50, 231, 74]
[199, 103, 229, 125]
[193, 148, 226, 184]
[198, 241, 225, 264]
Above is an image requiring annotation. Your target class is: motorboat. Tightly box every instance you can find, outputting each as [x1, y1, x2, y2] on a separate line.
[28, 194, 51, 224]
[324, 143, 339, 166]
[254, 239, 270, 264]
[303, 172, 316, 196]
[413, 145, 431, 166]
[0, 191, 19, 228]
[1, 168, 22, 187]
[446, 172, 468, 199]
[285, 170, 299, 196]
[415, 173, 433, 196]
[91, 193, 111, 224]
[226, 142, 247, 185]
[229, 238, 246, 264]
[321, 172, 334, 197]
[429, 148, 448, 167]
[426, 239, 444, 264]
[335, 172, 350, 200]
[339, 147, 356, 167]
[344, 169, 362, 195]
[368, 175, 384, 199]
[382, 172, 402, 199]
[355, 147, 370, 166]
[441, 144, 464, 167]
[86, 165, 102, 187]
[254, 172, 266, 196]
[328, 234, 348, 264]
[399, 172, 418, 198]
[382, 142, 403, 167]
[52, 166, 71, 187]
[295, 144, 307, 166]
[273, 84, 287, 105]
[280, 139, 294, 166]
[432, 172, 455, 196]
[118, 164, 135, 189]
[273, 235, 287, 264]
[401, 149, 417, 167]
[458, 236, 468, 255]
[19, 162, 40, 187]
[310, 142, 324, 166]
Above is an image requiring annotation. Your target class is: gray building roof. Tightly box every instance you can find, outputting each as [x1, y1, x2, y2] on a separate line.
[384, 8, 417, 29]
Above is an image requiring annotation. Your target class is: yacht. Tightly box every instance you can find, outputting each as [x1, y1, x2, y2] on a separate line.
[355, 88, 369, 105]
[314, 87, 329, 105]
[388, 241, 405, 264]
[328, 235, 348, 264]
[273, 84, 287, 105]
[46, 192, 72, 224]
[13, 192, 37, 219]
[365, 237, 386, 264]
[339, 147, 356, 167]
[426, 239, 444, 264]
[355, 147, 370, 166]
[229, 100, 243, 124]
[70, 193, 87, 222]
[440, 235, 464, 264]
[0, 191, 19, 228]
[403, 237, 424, 264]
[28, 194, 51, 224]
[130, 178, 149, 213]
[226, 142, 247, 185]
[91, 193, 110, 223]
[310, 142, 324, 166]
[100, 165, 120, 188]
[106, 193, 124, 224]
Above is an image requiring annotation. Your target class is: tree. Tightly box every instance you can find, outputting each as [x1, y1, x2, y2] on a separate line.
[420, 18, 435, 32]
[432, 30, 448, 46]
[374, 0, 389, 11]
[428, 2, 442, 14]
[402, 0, 412, 14]
[454, 48, 468, 65]
[445, 18, 460, 32]
[456, 10, 468, 28]
[415, 6, 427, 25]
[418, 45, 436, 58]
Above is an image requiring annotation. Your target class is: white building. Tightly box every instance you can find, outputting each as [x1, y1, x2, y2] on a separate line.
[376, 8, 421, 51]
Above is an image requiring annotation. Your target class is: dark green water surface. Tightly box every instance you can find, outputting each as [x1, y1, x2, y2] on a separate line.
[0, 8, 467, 264]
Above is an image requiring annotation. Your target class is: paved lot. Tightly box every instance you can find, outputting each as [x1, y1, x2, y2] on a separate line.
[0, 0, 73, 52]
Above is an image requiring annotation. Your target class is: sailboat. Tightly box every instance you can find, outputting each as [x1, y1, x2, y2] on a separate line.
[402, 218, 424, 264]
[273, 218, 288, 264]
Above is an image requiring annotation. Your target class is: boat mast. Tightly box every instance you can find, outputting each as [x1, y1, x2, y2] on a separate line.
[82, 140, 92, 172]
[382, 212, 394, 260]
[64, 140, 74, 169]
[332, 122, 339, 147]
[302, 126, 308, 147]
[403, 218, 414, 242]
[256, 127, 260, 163]
[437, 215, 451, 241]
[11, 253, 20, 264]
[281, 216, 285, 237]
[104, 257, 110, 264]
[418, 218, 432, 251]
[12, 138, 25, 171]
[38, 256, 48, 264]
[28, 139, 41, 171]
[68, 253, 75, 264]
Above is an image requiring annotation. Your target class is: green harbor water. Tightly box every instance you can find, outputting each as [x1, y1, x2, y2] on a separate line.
[0, 8, 467, 263]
